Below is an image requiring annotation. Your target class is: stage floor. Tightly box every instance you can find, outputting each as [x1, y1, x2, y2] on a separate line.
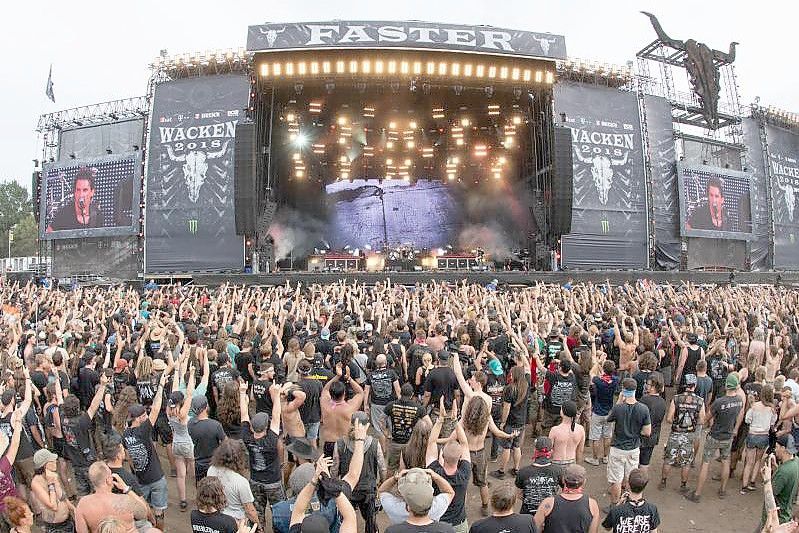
[189, 270, 799, 287]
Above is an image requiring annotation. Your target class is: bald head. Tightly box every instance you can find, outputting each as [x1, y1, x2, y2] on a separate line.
[88, 461, 112, 489]
[376, 354, 387, 368]
[442, 440, 462, 466]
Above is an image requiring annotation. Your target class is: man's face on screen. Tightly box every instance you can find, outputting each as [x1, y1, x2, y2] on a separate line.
[708, 185, 724, 218]
[73, 178, 94, 210]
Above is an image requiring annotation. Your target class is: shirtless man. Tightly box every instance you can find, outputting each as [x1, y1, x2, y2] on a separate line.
[75, 461, 157, 533]
[452, 357, 514, 515]
[614, 315, 639, 376]
[748, 327, 767, 367]
[764, 330, 783, 382]
[549, 400, 585, 465]
[281, 384, 308, 440]
[320, 365, 364, 457]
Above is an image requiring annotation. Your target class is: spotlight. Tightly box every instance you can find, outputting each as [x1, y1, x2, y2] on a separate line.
[294, 133, 308, 147]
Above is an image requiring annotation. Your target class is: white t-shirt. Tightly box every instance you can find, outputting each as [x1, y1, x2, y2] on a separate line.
[206, 465, 254, 520]
[785, 379, 799, 402]
[379, 492, 451, 525]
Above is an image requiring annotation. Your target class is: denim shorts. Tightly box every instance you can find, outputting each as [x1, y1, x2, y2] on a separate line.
[140, 475, 168, 511]
[746, 434, 770, 450]
[304, 421, 320, 440]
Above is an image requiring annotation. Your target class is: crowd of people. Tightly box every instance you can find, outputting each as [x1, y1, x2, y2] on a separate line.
[0, 278, 797, 533]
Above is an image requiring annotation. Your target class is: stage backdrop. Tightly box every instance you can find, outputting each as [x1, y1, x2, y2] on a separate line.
[52, 237, 138, 279]
[742, 117, 771, 269]
[58, 119, 144, 162]
[145, 75, 248, 272]
[765, 124, 799, 269]
[554, 82, 647, 269]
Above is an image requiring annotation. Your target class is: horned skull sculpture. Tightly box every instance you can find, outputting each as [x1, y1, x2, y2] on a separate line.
[165, 143, 229, 203]
[573, 149, 629, 205]
[532, 35, 557, 55]
[259, 27, 286, 47]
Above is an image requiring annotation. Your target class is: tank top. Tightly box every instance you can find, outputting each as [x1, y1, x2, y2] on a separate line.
[543, 494, 593, 533]
[672, 393, 703, 433]
[683, 346, 702, 377]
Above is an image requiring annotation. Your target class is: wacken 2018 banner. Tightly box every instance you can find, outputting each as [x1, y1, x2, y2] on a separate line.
[766, 124, 799, 269]
[247, 21, 566, 60]
[145, 75, 248, 272]
[554, 82, 647, 269]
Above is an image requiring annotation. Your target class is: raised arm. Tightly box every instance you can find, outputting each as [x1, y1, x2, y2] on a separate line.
[342, 418, 368, 490]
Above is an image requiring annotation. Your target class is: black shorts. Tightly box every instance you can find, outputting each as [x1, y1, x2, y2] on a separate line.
[638, 445, 654, 466]
[152, 412, 173, 445]
[51, 436, 65, 456]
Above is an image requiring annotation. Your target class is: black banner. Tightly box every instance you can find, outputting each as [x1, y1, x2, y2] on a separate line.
[766, 124, 799, 269]
[52, 237, 138, 279]
[145, 75, 248, 273]
[40, 154, 141, 240]
[554, 82, 647, 269]
[247, 21, 566, 60]
[58, 119, 144, 162]
[645, 95, 680, 269]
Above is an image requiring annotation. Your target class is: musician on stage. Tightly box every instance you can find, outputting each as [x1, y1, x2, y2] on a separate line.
[686, 176, 729, 232]
[46, 167, 106, 232]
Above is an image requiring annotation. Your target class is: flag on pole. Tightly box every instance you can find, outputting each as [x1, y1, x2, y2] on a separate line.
[45, 65, 55, 103]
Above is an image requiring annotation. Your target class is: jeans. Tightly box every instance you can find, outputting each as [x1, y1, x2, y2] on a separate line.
[140, 476, 169, 511]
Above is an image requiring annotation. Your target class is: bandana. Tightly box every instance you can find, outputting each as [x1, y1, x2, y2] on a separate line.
[533, 448, 552, 460]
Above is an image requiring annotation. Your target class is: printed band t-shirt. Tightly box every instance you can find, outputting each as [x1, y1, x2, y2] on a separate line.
[123, 420, 164, 485]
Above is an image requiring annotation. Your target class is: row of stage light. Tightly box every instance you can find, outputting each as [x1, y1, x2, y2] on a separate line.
[258, 58, 554, 84]
[287, 111, 521, 181]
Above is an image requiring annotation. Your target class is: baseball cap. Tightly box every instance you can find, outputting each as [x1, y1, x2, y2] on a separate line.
[398, 468, 434, 514]
[128, 404, 147, 420]
[777, 434, 798, 454]
[251, 412, 269, 433]
[725, 373, 740, 390]
[563, 463, 587, 488]
[320, 328, 330, 340]
[33, 448, 59, 469]
[488, 359, 503, 376]
[191, 395, 209, 413]
[288, 463, 315, 495]
[437, 350, 450, 363]
[299, 513, 330, 533]
[684, 374, 698, 386]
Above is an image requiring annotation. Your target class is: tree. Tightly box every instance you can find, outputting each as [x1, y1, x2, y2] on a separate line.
[0, 181, 32, 233]
[9, 214, 38, 257]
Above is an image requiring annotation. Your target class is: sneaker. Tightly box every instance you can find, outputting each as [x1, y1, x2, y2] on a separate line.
[685, 492, 701, 503]
[170, 468, 177, 478]
[585, 457, 601, 466]
[679, 484, 689, 495]
[601, 456, 608, 464]
[510, 468, 519, 477]
[658, 478, 666, 490]
[481, 504, 490, 517]
[491, 469, 506, 479]
[180, 500, 187, 512]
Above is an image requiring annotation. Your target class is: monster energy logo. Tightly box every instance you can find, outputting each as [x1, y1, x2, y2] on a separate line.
[600, 219, 610, 233]
[188, 219, 198, 234]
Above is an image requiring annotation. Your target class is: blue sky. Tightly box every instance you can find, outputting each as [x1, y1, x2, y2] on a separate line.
[1, 0, 795, 189]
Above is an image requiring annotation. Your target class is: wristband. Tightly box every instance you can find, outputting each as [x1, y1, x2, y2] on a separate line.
[354, 438, 365, 442]
[122, 486, 131, 494]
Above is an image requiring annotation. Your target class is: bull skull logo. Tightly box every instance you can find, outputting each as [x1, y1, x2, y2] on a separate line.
[573, 149, 629, 205]
[259, 27, 286, 47]
[532, 34, 557, 55]
[165, 143, 229, 203]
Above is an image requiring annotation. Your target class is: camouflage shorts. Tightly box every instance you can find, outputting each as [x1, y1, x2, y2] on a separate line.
[663, 432, 695, 467]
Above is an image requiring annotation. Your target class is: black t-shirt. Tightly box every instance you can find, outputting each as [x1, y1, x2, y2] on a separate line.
[429, 459, 471, 525]
[298, 378, 323, 424]
[136, 377, 157, 407]
[470, 513, 538, 533]
[503, 384, 530, 427]
[640, 394, 667, 447]
[60, 412, 95, 467]
[367, 368, 399, 405]
[545, 371, 577, 415]
[485, 374, 506, 418]
[601, 499, 661, 533]
[78, 367, 100, 409]
[242, 421, 281, 484]
[30, 370, 49, 405]
[488, 334, 510, 359]
[385, 399, 426, 444]
[252, 378, 274, 414]
[307, 365, 335, 387]
[123, 420, 163, 485]
[516, 461, 563, 515]
[0, 412, 34, 459]
[424, 367, 459, 409]
[386, 522, 455, 533]
[188, 417, 227, 461]
[212, 366, 240, 394]
[191, 509, 238, 533]
[235, 350, 254, 382]
[710, 394, 745, 441]
[607, 402, 651, 451]
[109, 466, 144, 496]
[545, 341, 564, 364]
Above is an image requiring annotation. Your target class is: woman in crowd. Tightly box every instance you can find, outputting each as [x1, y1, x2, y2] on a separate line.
[206, 439, 260, 529]
[29, 449, 74, 533]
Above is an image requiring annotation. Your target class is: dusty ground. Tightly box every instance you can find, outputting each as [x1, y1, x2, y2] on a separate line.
[153, 425, 767, 533]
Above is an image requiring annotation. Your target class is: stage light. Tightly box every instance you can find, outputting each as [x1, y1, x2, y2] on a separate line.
[500, 66, 508, 79]
[464, 64, 473, 77]
[349, 60, 358, 73]
[474, 145, 487, 157]
[438, 62, 447, 75]
[404, 158, 412, 166]
[461, 118, 470, 127]
[545, 71, 554, 83]
[476, 65, 485, 77]
[341, 171, 349, 179]
[260, 63, 269, 76]
[535, 70, 543, 83]
[339, 136, 346, 144]
[422, 148, 434, 158]
[513, 115, 522, 125]
[286, 112, 296, 123]
[298, 62, 307, 75]
[285, 63, 294, 75]
[295, 170, 305, 178]
[447, 172, 456, 180]
[511, 67, 520, 81]
[400, 61, 409, 74]
[386, 141, 394, 149]
[406, 140, 415, 149]
[362, 60, 371, 73]
[375, 60, 384, 74]
[338, 116, 348, 126]
[523, 69, 532, 82]
[456, 138, 464, 146]
[451, 63, 461, 76]
[294, 133, 308, 146]
[499, 156, 507, 165]
[413, 61, 422, 74]
[273, 63, 282, 76]
[410, 121, 417, 129]
[488, 66, 497, 78]
[504, 136, 513, 147]
[292, 152, 300, 161]
[340, 155, 348, 163]
[389, 121, 397, 130]
[493, 171, 501, 179]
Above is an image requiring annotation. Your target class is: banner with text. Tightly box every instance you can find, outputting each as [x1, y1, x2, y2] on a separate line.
[554, 82, 647, 269]
[52, 237, 138, 279]
[145, 75, 248, 272]
[766, 124, 799, 269]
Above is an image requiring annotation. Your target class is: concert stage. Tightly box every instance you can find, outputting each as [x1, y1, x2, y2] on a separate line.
[191, 270, 799, 287]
